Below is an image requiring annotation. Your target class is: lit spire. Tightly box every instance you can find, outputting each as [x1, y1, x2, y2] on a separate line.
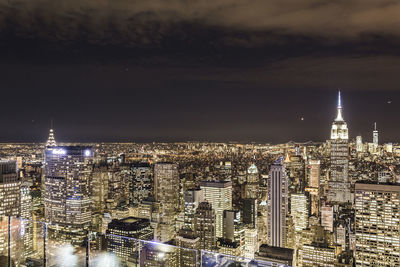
[374, 122, 377, 131]
[284, 153, 291, 163]
[46, 120, 57, 147]
[335, 90, 344, 121]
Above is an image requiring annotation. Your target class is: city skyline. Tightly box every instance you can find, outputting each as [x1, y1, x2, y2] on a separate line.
[1, 90, 396, 144]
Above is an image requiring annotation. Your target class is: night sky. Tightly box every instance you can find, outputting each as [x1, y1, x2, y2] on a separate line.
[1, 0, 400, 143]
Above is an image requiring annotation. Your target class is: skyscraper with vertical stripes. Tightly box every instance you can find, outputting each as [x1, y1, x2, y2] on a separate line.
[267, 158, 288, 247]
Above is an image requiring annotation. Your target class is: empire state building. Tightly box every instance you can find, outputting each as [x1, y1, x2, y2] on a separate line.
[327, 91, 351, 203]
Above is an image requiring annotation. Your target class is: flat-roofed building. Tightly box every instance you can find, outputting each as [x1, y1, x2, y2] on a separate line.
[355, 182, 400, 266]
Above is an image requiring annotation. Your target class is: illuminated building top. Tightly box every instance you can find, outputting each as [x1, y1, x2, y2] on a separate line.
[247, 163, 258, 174]
[331, 91, 348, 140]
[46, 128, 57, 147]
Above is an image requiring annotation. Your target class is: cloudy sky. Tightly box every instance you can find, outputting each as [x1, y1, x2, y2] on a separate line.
[0, 0, 399, 143]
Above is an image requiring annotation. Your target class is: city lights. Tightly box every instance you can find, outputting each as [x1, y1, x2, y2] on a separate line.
[0, 92, 398, 267]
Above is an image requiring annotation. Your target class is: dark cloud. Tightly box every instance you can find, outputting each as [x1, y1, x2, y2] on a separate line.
[2, 0, 400, 46]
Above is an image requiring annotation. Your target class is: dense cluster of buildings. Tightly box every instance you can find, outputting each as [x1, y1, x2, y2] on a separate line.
[0, 92, 399, 266]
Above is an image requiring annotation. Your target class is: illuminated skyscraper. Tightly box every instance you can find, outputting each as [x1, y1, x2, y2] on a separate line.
[355, 183, 400, 266]
[267, 159, 288, 248]
[373, 122, 378, 146]
[194, 201, 216, 250]
[356, 135, 363, 153]
[184, 188, 204, 230]
[328, 91, 351, 203]
[244, 163, 258, 228]
[154, 162, 179, 213]
[245, 163, 259, 199]
[291, 193, 308, 232]
[0, 161, 21, 217]
[20, 181, 34, 259]
[175, 229, 200, 267]
[306, 160, 320, 216]
[308, 160, 320, 188]
[153, 162, 180, 242]
[372, 122, 379, 154]
[0, 161, 21, 263]
[243, 198, 257, 227]
[200, 180, 232, 238]
[44, 146, 93, 244]
[321, 205, 334, 232]
[130, 162, 152, 206]
[244, 227, 258, 259]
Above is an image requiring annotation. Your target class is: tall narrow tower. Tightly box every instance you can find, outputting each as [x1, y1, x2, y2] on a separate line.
[356, 136, 363, 153]
[267, 158, 288, 248]
[328, 91, 351, 203]
[153, 162, 179, 242]
[373, 122, 378, 146]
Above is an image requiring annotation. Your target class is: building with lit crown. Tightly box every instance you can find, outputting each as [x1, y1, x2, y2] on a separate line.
[328, 91, 351, 203]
